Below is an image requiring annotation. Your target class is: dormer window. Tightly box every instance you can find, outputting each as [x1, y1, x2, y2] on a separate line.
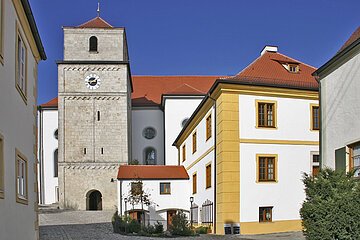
[288, 64, 299, 73]
[89, 36, 98, 52]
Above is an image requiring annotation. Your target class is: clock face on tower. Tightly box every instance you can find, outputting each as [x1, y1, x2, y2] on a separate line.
[85, 73, 101, 90]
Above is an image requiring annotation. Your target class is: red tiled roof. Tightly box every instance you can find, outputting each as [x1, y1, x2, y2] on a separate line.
[167, 83, 204, 95]
[117, 165, 189, 180]
[40, 97, 58, 108]
[132, 76, 221, 105]
[338, 26, 360, 52]
[228, 51, 318, 89]
[77, 17, 113, 29]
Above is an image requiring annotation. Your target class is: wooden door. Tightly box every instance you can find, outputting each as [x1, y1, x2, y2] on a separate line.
[167, 210, 177, 227]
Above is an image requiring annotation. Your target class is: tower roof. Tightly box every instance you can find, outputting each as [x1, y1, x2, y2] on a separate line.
[76, 16, 114, 29]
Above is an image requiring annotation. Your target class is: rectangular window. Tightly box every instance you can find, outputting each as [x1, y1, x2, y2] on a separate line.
[97, 111, 100, 121]
[206, 114, 212, 140]
[259, 207, 273, 222]
[349, 143, 360, 178]
[288, 64, 299, 73]
[0, 0, 3, 63]
[192, 131, 197, 153]
[182, 144, 186, 162]
[312, 154, 320, 177]
[0, 134, 4, 198]
[206, 164, 211, 189]
[16, 28, 27, 101]
[257, 155, 277, 182]
[257, 101, 276, 128]
[160, 182, 171, 195]
[192, 173, 197, 194]
[16, 150, 28, 204]
[311, 105, 320, 130]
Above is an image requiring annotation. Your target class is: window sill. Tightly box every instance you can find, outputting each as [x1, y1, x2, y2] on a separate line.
[256, 180, 278, 184]
[256, 126, 277, 130]
[16, 196, 28, 205]
[160, 193, 171, 195]
[15, 84, 27, 105]
[89, 51, 99, 54]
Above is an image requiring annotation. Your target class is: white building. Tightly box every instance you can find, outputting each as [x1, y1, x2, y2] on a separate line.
[38, 98, 58, 205]
[117, 165, 190, 230]
[38, 75, 218, 204]
[0, 0, 46, 239]
[313, 26, 360, 174]
[173, 46, 319, 235]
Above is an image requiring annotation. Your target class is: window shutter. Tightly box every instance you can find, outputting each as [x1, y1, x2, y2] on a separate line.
[335, 147, 346, 172]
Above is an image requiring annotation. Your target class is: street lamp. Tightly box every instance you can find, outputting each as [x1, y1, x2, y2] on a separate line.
[190, 197, 194, 228]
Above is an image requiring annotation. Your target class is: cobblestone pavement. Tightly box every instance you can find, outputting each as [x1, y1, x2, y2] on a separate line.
[39, 210, 305, 240]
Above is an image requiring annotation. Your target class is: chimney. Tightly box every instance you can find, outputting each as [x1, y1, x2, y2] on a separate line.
[260, 45, 278, 56]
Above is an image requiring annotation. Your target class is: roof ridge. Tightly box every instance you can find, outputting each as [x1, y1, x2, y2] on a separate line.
[235, 54, 263, 76]
[167, 83, 204, 94]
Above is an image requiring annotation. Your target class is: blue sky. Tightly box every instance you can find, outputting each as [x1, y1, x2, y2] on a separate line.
[30, 0, 360, 104]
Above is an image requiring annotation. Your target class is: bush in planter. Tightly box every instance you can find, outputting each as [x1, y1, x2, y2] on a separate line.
[154, 221, 164, 234]
[111, 211, 122, 233]
[168, 211, 194, 236]
[300, 168, 360, 240]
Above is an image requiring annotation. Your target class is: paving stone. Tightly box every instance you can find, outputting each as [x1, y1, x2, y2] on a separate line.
[39, 210, 305, 240]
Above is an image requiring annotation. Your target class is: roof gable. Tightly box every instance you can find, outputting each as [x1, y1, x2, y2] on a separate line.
[77, 17, 113, 28]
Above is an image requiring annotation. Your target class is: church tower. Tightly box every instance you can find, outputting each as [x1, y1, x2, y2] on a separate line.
[57, 14, 132, 210]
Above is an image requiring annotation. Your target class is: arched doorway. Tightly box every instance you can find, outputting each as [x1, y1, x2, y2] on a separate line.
[86, 190, 102, 211]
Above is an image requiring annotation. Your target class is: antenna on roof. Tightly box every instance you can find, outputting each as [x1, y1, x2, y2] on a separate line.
[97, 1, 100, 17]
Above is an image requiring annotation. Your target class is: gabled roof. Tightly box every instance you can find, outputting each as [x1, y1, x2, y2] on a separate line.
[338, 26, 360, 53]
[77, 16, 114, 29]
[40, 97, 58, 108]
[117, 165, 189, 180]
[166, 83, 204, 95]
[228, 51, 318, 89]
[314, 26, 360, 78]
[132, 76, 221, 105]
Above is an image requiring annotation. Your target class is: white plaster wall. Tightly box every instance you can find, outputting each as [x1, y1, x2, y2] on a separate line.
[239, 144, 318, 222]
[119, 179, 190, 228]
[164, 97, 204, 165]
[0, 1, 39, 239]
[239, 95, 319, 141]
[132, 109, 164, 165]
[320, 52, 360, 168]
[40, 110, 59, 204]
[180, 107, 215, 224]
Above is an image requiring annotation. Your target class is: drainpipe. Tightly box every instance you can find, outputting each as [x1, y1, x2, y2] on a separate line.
[207, 94, 217, 234]
[318, 80, 322, 169]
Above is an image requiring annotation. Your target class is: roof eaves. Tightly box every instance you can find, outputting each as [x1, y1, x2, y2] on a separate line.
[313, 38, 360, 78]
[172, 78, 318, 147]
[21, 0, 46, 60]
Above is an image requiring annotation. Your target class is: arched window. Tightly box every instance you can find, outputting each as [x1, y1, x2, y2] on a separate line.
[54, 129, 58, 140]
[89, 36, 98, 52]
[54, 149, 58, 177]
[144, 147, 156, 165]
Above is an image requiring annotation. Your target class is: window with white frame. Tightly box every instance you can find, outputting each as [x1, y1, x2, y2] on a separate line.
[144, 147, 156, 165]
[16, 151, 28, 204]
[350, 143, 360, 178]
[16, 29, 27, 99]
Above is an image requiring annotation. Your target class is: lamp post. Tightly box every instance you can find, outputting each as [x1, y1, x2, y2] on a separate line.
[124, 197, 128, 233]
[190, 196, 194, 228]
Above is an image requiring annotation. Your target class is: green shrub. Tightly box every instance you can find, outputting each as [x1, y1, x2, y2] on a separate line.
[300, 168, 360, 240]
[168, 211, 194, 236]
[154, 221, 164, 234]
[195, 226, 209, 234]
[127, 219, 141, 233]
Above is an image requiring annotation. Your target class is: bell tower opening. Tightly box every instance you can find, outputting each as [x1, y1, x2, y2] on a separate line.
[86, 190, 102, 211]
